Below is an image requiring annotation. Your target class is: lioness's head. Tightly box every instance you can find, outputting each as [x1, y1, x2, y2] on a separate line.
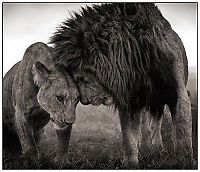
[32, 61, 79, 129]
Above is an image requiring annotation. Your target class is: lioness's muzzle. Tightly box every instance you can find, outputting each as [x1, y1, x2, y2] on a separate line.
[51, 118, 73, 130]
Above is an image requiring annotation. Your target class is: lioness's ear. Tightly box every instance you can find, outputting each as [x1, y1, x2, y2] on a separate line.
[32, 61, 50, 87]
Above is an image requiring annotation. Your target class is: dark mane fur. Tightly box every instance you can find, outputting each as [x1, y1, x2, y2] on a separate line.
[50, 3, 181, 113]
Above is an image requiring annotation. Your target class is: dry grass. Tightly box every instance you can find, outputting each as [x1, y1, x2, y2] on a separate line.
[3, 68, 197, 169]
[3, 104, 197, 169]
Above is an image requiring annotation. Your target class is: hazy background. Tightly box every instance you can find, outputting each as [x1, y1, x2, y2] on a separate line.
[3, 3, 197, 75]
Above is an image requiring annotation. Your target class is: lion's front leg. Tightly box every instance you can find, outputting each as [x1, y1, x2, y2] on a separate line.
[140, 111, 163, 155]
[119, 110, 142, 168]
[150, 114, 164, 152]
[15, 108, 39, 163]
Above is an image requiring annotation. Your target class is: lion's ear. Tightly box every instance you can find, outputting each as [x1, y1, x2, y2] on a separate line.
[32, 61, 50, 87]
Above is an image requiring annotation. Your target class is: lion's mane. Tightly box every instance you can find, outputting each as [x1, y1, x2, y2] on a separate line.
[50, 3, 188, 114]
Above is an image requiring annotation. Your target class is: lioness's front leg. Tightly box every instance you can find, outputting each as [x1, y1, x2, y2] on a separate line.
[54, 125, 72, 161]
[15, 108, 38, 160]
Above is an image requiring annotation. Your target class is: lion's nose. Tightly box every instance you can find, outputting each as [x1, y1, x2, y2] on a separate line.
[104, 97, 113, 106]
[80, 97, 90, 105]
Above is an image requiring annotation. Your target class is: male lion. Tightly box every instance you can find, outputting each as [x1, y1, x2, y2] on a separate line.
[50, 3, 193, 167]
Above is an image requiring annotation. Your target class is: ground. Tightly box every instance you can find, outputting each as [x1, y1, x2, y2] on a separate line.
[3, 69, 197, 169]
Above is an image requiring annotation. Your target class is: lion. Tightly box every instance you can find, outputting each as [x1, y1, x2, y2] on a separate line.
[49, 3, 193, 167]
[3, 42, 80, 163]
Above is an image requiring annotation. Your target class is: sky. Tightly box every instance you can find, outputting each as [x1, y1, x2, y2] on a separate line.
[3, 3, 197, 76]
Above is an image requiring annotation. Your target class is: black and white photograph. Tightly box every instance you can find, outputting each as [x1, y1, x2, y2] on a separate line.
[2, 2, 197, 169]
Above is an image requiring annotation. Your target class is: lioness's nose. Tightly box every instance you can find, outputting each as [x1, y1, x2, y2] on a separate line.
[51, 118, 73, 129]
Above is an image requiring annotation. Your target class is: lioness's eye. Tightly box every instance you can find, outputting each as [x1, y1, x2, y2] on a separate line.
[79, 76, 84, 82]
[56, 96, 64, 103]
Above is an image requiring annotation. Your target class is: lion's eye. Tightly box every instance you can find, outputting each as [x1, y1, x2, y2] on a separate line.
[78, 76, 90, 84]
[56, 96, 64, 103]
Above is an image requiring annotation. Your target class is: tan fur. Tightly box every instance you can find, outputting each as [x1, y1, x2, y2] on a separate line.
[3, 42, 79, 162]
